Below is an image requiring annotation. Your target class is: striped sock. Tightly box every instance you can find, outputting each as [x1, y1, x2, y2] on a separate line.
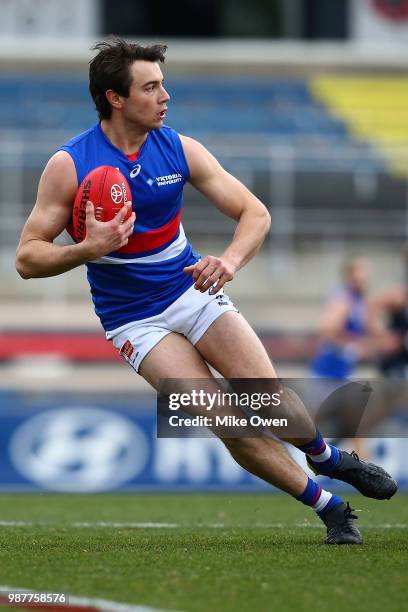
[296, 477, 343, 518]
[297, 430, 341, 473]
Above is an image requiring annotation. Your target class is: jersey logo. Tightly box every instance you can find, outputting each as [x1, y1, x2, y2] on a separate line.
[130, 164, 141, 178]
[156, 173, 182, 186]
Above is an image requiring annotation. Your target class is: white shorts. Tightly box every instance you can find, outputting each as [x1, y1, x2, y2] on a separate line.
[105, 284, 238, 372]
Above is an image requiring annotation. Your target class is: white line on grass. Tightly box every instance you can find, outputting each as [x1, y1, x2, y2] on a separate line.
[0, 585, 178, 612]
[0, 520, 406, 529]
[72, 521, 179, 528]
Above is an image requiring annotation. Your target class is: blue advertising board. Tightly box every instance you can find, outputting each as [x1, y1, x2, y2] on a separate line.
[0, 390, 407, 491]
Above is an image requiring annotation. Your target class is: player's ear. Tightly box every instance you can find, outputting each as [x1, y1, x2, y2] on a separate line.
[105, 89, 124, 112]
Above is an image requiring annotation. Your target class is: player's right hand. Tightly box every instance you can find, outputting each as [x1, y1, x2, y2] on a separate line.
[82, 201, 136, 259]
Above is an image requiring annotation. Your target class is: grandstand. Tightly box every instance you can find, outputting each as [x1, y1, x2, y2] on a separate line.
[0, 69, 403, 255]
[0, 74, 347, 136]
[312, 75, 408, 177]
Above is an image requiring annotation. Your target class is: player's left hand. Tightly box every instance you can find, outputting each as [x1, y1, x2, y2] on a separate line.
[183, 256, 236, 294]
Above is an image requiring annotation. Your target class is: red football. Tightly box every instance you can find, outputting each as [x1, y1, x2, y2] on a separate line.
[70, 166, 132, 242]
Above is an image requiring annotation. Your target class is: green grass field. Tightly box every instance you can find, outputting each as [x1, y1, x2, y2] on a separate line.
[0, 493, 406, 612]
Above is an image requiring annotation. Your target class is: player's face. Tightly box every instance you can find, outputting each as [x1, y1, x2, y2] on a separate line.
[122, 61, 170, 130]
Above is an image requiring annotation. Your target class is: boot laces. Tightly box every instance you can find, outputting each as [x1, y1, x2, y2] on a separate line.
[344, 501, 358, 522]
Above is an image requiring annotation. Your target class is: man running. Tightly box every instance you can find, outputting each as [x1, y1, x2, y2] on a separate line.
[16, 38, 397, 544]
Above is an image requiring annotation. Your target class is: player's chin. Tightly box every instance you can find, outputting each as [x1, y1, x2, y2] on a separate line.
[153, 113, 166, 126]
[150, 119, 165, 131]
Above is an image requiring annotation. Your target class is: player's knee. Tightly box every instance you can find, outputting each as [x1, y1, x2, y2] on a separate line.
[222, 436, 260, 457]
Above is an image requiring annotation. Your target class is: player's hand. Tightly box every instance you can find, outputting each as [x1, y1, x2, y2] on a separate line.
[83, 201, 136, 258]
[183, 255, 235, 294]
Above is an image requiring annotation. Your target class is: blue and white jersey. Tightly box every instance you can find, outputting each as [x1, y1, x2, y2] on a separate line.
[60, 123, 199, 330]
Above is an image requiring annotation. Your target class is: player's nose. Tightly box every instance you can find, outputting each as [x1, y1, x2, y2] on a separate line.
[160, 85, 170, 103]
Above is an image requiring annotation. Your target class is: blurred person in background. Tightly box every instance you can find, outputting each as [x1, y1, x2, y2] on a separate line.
[309, 258, 380, 457]
[15, 38, 397, 545]
[310, 257, 376, 381]
[374, 246, 408, 380]
[358, 247, 408, 435]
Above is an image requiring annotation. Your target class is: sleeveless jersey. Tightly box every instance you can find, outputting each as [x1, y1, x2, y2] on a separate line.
[60, 123, 199, 330]
[310, 286, 367, 379]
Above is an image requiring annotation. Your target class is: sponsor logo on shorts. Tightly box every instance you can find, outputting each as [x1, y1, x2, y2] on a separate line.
[215, 294, 230, 307]
[120, 340, 136, 362]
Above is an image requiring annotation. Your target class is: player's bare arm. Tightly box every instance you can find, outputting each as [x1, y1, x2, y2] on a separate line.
[16, 151, 135, 279]
[181, 135, 271, 293]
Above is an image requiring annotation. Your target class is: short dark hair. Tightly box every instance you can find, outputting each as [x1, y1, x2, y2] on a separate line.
[89, 38, 167, 120]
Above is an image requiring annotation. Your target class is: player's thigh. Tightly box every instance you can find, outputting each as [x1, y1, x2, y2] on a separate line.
[195, 311, 277, 379]
[139, 331, 245, 422]
[139, 331, 213, 390]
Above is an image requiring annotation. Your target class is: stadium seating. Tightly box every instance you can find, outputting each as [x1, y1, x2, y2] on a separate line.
[0, 72, 390, 174]
[311, 76, 408, 177]
[2, 72, 401, 242]
[0, 74, 347, 137]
